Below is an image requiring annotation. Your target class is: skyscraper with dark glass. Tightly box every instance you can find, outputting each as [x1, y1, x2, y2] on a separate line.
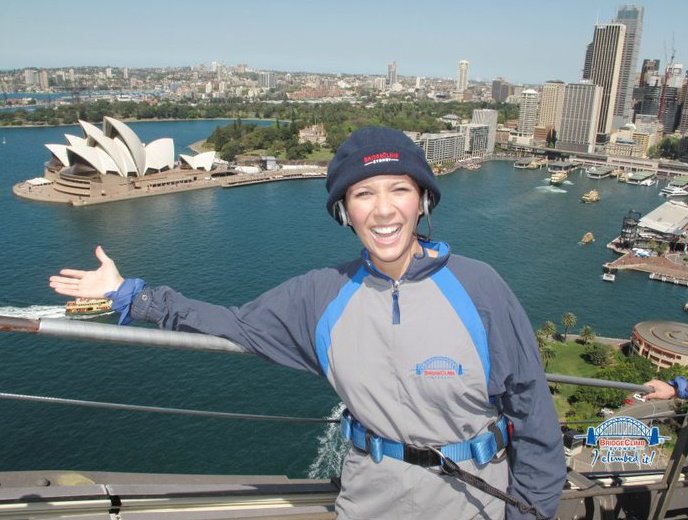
[612, 5, 644, 128]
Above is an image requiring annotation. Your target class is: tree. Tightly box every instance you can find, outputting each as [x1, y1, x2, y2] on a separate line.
[561, 312, 577, 342]
[541, 321, 557, 340]
[583, 343, 612, 366]
[658, 364, 688, 381]
[579, 325, 596, 345]
[538, 341, 556, 370]
[220, 141, 243, 162]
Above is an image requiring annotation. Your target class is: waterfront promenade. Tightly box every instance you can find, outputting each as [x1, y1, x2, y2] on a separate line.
[12, 167, 326, 206]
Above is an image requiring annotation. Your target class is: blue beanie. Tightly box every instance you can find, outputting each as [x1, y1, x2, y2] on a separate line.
[325, 127, 441, 219]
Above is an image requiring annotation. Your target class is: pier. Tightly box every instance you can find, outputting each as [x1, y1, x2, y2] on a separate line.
[604, 250, 688, 283]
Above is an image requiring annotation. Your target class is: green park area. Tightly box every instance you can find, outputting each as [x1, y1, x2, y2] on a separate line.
[536, 315, 688, 424]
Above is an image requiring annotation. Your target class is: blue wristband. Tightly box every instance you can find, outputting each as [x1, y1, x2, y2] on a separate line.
[105, 278, 145, 325]
[668, 376, 688, 399]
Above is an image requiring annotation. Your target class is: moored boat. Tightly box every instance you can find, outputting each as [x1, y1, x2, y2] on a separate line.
[65, 298, 113, 316]
[602, 272, 616, 282]
[660, 186, 688, 198]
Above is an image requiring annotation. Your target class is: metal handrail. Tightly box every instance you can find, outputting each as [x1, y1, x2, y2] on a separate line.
[1, 314, 686, 519]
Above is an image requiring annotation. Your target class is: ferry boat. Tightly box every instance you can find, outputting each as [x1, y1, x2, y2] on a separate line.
[550, 172, 568, 186]
[65, 297, 113, 316]
[581, 189, 600, 203]
[586, 166, 613, 179]
[548, 161, 575, 185]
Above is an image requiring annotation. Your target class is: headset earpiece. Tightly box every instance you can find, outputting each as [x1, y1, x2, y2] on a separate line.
[420, 190, 432, 216]
[334, 200, 350, 227]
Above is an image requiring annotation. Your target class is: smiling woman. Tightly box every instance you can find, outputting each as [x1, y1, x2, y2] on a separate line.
[344, 175, 424, 280]
[48, 126, 566, 519]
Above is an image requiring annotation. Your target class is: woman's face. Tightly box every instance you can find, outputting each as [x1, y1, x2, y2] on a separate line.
[345, 174, 423, 280]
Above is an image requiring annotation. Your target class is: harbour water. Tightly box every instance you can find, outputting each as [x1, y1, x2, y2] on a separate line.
[0, 121, 685, 478]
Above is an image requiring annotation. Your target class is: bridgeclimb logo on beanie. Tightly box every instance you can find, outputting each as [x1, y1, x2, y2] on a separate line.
[325, 126, 441, 219]
[363, 152, 400, 166]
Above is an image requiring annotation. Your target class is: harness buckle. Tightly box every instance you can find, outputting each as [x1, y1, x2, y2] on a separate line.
[404, 445, 442, 467]
[488, 420, 507, 451]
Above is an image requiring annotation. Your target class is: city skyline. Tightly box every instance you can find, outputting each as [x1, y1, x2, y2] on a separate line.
[2, 0, 687, 85]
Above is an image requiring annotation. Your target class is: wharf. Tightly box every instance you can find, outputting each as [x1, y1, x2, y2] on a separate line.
[604, 250, 688, 283]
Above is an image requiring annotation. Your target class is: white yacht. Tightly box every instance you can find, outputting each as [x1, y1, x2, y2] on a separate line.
[660, 186, 688, 198]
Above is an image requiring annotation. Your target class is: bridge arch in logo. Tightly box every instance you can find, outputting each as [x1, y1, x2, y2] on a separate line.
[578, 416, 668, 447]
[415, 356, 463, 376]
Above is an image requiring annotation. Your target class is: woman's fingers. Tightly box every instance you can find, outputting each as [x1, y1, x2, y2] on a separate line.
[58, 269, 86, 278]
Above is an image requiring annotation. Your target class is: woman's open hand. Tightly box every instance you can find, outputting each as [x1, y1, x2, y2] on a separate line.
[49, 246, 124, 299]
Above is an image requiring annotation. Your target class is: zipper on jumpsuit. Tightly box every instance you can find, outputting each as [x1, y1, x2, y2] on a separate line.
[392, 280, 401, 325]
[365, 258, 403, 325]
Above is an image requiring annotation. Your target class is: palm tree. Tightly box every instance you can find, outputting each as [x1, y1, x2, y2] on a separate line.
[541, 321, 557, 340]
[561, 312, 577, 342]
[537, 331, 556, 369]
[579, 325, 596, 345]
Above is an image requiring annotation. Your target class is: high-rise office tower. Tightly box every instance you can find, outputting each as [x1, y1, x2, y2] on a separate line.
[518, 89, 539, 136]
[387, 61, 397, 88]
[471, 109, 498, 153]
[538, 80, 566, 132]
[587, 23, 626, 135]
[612, 5, 644, 128]
[658, 64, 684, 133]
[640, 59, 660, 87]
[557, 82, 603, 153]
[677, 84, 688, 134]
[457, 60, 469, 92]
[491, 78, 510, 103]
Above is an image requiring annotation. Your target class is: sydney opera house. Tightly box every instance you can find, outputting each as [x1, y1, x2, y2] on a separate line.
[13, 117, 223, 205]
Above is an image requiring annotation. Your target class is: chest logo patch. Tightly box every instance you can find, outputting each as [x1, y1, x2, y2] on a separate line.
[415, 356, 463, 378]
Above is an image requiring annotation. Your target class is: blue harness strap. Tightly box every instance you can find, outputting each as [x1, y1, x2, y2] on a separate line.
[340, 409, 509, 466]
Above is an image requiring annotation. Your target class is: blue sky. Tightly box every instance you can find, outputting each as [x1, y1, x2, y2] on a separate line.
[1, 0, 686, 85]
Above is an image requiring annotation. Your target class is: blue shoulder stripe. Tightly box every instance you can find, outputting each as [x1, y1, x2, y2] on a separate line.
[315, 265, 368, 376]
[430, 268, 490, 384]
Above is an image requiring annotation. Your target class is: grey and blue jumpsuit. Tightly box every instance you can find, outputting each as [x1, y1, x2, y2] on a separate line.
[127, 240, 566, 519]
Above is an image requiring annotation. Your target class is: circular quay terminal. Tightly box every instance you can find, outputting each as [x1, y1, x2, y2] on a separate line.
[630, 320, 688, 369]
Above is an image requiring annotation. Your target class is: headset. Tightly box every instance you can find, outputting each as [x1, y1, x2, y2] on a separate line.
[333, 190, 434, 227]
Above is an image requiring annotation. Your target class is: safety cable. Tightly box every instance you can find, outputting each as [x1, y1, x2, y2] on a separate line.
[426, 446, 547, 520]
[0, 391, 338, 423]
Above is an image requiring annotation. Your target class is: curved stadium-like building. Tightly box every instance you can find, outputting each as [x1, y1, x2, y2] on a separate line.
[630, 320, 688, 370]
